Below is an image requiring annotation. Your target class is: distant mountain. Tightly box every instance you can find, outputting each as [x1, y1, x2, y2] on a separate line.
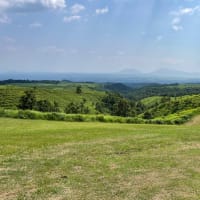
[0, 69, 200, 83]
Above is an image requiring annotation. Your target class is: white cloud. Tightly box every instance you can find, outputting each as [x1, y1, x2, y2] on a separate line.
[71, 4, 85, 14]
[171, 6, 200, 17]
[29, 22, 43, 28]
[170, 6, 200, 31]
[41, 45, 65, 53]
[96, 7, 109, 15]
[172, 24, 183, 31]
[171, 17, 183, 31]
[0, 0, 66, 12]
[172, 17, 181, 24]
[63, 15, 81, 23]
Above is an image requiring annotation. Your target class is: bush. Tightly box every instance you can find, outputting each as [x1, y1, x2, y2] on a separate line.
[45, 112, 65, 121]
[96, 115, 105, 122]
[73, 114, 85, 122]
[17, 110, 42, 120]
[0, 108, 5, 117]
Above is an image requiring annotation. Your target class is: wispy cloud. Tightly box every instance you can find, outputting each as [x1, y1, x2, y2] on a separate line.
[40, 45, 65, 54]
[171, 6, 200, 16]
[170, 6, 200, 31]
[171, 17, 183, 31]
[63, 15, 81, 23]
[71, 4, 85, 14]
[0, 0, 66, 12]
[96, 7, 109, 15]
[29, 22, 42, 28]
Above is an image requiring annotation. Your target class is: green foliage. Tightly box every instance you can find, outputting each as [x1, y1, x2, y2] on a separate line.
[113, 99, 131, 117]
[18, 90, 37, 110]
[128, 83, 200, 100]
[1, 82, 200, 124]
[143, 111, 153, 119]
[0, 83, 105, 112]
[65, 99, 90, 114]
[36, 100, 60, 112]
[76, 85, 82, 94]
[99, 92, 138, 117]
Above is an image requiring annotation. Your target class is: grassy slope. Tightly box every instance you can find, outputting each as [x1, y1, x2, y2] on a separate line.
[0, 118, 200, 200]
[0, 83, 105, 112]
[141, 96, 162, 107]
[142, 95, 200, 123]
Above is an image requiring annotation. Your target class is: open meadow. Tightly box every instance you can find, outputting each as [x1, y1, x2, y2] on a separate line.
[0, 118, 200, 200]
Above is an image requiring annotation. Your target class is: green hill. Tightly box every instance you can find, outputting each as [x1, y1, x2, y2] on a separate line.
[0, 83, 105, 112]
[1, 82, 200, 124]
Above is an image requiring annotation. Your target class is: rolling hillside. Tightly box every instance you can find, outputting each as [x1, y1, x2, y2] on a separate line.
[1, 82, 200, 124]
[0, 83, 105, 112]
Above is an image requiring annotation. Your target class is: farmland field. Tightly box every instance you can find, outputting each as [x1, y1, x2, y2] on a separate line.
[0, 118, 200, 200]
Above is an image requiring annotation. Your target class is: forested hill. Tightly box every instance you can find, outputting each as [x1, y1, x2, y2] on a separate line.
[1, 81, 200, 124]
[126, 83, 200, 100]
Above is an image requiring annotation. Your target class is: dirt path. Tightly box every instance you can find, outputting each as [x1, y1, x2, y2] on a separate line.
[185, 115, 200, 126]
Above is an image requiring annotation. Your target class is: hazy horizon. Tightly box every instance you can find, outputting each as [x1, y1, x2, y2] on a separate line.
[1, 0, 200, 73]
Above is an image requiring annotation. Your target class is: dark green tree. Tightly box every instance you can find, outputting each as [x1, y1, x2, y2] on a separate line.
[65, 102, 80, 114]
[113, 99, 131, 117]
[36, 100, 53, 112]
[143, 111, 153, 119]
[18, 90, 37, 110]
[65, 100, 90, 114]
[76, 86, 82, 94]
[52, 101, 60, 112]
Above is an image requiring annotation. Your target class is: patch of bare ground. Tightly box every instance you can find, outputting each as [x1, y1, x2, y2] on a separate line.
[114, 168, 190, 200]
[0, 189, 20, 200]
[179, 142, 200, 151]
[47, 187, 73, 200]
[185, 115, 200, 126]
[152, 189, 172, 200]
[0, 168, 6, 171]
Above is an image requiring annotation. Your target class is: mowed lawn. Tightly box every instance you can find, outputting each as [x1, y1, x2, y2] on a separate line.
[0, 118, 200, 200]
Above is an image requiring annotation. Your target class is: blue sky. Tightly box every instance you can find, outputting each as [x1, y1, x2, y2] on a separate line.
[0, 0, 200, 73]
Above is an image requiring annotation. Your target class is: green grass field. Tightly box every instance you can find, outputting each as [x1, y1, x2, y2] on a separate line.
[0, 118, 200, 200]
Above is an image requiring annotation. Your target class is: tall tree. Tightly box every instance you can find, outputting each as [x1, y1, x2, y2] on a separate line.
[18, 90, 37, 110]
[76, 86, 82, 94]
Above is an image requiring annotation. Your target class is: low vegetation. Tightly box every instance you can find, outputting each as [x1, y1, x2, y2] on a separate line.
[0, 118, 200, 199]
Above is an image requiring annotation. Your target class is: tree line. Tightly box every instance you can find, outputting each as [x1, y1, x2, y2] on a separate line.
[17, 86, 200, 119]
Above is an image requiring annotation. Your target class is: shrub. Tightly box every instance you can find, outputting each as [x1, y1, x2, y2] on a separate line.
[45, 112, 65, 121]
[73, 114, 85, 122]
[0, 108, 5, 117]
[96, 115, 105, 122]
